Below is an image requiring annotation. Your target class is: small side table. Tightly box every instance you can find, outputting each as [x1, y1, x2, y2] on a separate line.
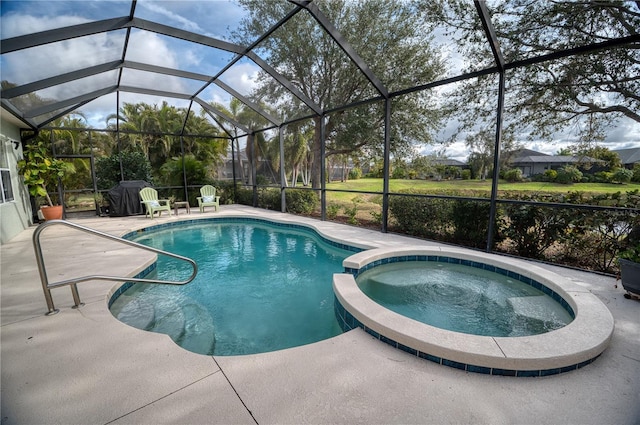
[174, 201, 190, 215]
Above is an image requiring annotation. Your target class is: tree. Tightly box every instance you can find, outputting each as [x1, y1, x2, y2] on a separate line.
[281, 121, 314, 186]
[575, 145, 621, 171]
[211, 99, 273, 185]
[430, 0, 639, 143]
[95, 151, 153, 190]
[410, 155, 436, 180]
[106, 101, 226, 179]
[182, 109, 228, 169]
[234, 0, 446, 188]
[466, 129, 518, 180]
[211, 98, 249, 183]
[160, 155, 207, 186]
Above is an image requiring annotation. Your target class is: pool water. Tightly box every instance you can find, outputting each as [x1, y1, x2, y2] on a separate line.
[110, 221, 352, 355]
[356, 261, 573, 337]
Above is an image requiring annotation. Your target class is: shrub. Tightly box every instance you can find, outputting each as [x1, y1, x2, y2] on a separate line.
[209, 180, 236, 204]
[499, 204, 572, 259]
[503, 168, 523, 182]
[234, 186, 254, 206]
[285, 189, 319, 214]
[451, 199, 496, 249]
[594, 171, 613, 183]
[326, 202, 340, 219]
[632, 164, 640, 183]
[461, 169, 471, 180]
[343, 196, 363, 225]
[348, 167, 362, 180]
[556, 165, 582, 184]
[370, 210, 383, 225]
[258, 187, 280, 210]
[612, 168, 633, 184]
[391, 167, 407, 179]
[388, 191, 451, 239]
[543, 169, 557, 181]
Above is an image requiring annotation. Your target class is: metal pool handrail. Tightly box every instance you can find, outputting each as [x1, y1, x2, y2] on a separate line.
[33, 219, 198, 316]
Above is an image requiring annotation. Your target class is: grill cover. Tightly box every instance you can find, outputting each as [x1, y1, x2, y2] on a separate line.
[107, 180, 151, 216]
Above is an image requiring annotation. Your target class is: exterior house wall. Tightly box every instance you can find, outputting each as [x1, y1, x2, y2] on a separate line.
[517, 162, 570, 177]
[1, 116, 33, 244]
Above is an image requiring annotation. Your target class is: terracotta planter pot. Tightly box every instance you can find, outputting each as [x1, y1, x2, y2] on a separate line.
[40, 205, 63, 221]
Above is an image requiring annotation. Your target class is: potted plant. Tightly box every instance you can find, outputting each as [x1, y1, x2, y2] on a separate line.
[17, 140, 75, 221]
[618, 243, 640, 299]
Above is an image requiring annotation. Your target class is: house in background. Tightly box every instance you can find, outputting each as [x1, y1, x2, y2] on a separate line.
[433, 158, 466, 168]
[613, 147, 640, 169]
[508, 148, 602, 177]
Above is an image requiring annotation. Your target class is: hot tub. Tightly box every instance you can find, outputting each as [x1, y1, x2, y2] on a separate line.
[333, 247, 614, 377]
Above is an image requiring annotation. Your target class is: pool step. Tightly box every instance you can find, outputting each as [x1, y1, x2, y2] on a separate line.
[507, 295, 564, 322]
[151, 307, 186, 343]
[113, 296, 156, 331]
[176, 303, 216, 355]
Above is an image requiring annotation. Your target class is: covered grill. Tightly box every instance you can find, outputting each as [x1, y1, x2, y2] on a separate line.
[107, 180, 151, 217]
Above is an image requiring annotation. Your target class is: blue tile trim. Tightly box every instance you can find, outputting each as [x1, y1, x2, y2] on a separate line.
[346, 255, 575, 319]
[122, 217, 363, 253]
[333, 295, 594, 377]
[516, 370, 541, 377]
[107, 262, 157, 308]
[467, 364, 491, 375]
[492, 368, 517, 377]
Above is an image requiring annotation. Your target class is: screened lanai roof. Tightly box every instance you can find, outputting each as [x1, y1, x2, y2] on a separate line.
[1, 0, 639, 139]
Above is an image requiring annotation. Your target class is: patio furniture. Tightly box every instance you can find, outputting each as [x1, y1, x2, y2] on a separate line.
[197, 185, 220, 213]
[139, 187, 171, 219]
[174, 201, 191, 215]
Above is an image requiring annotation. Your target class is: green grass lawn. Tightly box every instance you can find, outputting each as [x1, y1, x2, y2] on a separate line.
[322, 178, 640, 207]
[326, 178, 639, 195]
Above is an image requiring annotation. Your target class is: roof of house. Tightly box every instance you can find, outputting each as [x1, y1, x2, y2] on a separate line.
[613, 147, 640, 165]
[433, 158, 466, 166]
[512, 155, 602, 164]
[510, 148, 550, 160]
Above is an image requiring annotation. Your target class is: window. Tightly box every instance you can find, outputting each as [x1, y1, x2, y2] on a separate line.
[0, 136, 16, 203]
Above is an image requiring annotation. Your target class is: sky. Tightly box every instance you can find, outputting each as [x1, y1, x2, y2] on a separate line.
[1, 0, 638, 161]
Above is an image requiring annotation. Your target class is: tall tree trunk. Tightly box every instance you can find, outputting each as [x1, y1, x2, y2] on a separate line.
[246, 133, 254, 185]
[311, 116, 323, 189]
[235, 138, 246, 184]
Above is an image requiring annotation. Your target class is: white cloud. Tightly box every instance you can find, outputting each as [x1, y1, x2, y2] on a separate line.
[137, 0, 205, 34]
[218, 61, 261, 97]
[2, 17, 124, 85]
[126, 30, 179, 69]
[1, 13, 88, 38]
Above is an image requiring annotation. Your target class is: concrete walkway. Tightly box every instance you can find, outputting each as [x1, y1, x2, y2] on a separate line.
[1, 206, 638, 425]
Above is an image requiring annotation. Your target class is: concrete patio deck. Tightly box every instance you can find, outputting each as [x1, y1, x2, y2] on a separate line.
[1, 205, 638, 424]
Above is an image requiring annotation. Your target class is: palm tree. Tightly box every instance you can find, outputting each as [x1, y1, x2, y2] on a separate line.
[182, 109, 228, 178]
[282, 122, 313, 187]
[211, 98, 249, 183]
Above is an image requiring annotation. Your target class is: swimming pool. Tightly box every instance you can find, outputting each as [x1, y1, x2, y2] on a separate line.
[334, 247, 615, 376]
[109, 218, 358, 355]
[108, 216, 614, 376]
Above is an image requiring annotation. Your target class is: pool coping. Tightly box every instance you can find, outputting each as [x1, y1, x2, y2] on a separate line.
[333, 246, 615, 376]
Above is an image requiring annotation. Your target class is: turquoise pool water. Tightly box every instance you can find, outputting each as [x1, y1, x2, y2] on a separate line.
[109, 220, 353, 355]
[356, 261, 573, 337]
